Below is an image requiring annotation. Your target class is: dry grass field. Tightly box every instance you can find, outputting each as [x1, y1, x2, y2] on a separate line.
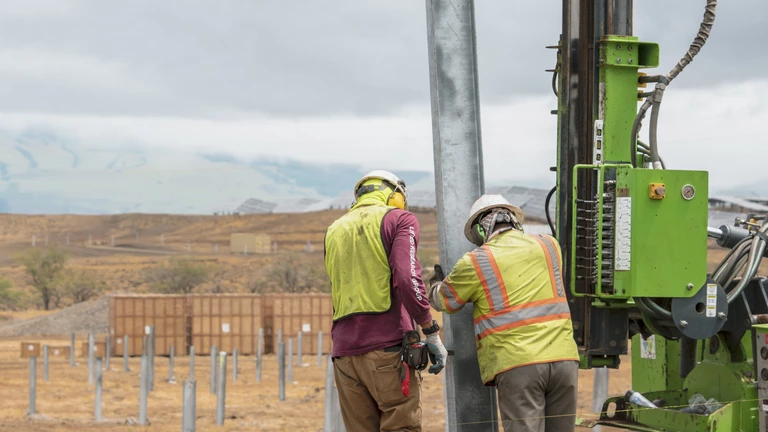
[0, 210, 761, 431]
[0, 334, 632, 431]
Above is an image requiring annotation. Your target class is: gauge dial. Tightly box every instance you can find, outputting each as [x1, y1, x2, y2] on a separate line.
[682, 184, 695, 200]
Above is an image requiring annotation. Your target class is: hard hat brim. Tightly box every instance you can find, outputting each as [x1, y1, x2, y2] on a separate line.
[463, 203, 525, 244]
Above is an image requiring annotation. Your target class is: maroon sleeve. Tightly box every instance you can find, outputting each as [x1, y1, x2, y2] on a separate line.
[381, 210, 433, 326]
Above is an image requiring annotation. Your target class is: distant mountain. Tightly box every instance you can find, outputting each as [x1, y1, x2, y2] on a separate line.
[0, 130, 432, 214]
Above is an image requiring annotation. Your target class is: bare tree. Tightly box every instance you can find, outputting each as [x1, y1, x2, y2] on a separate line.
[263, 253, 330, 293]
[144, 257, 209, 294]
[210, 268, 230, 294]
[0, 276, 24, 310]
[15, 246, 68, 310]
[61, 269, 106, 304]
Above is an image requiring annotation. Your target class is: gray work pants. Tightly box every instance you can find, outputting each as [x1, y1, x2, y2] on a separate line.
[495, 360, 578, 432]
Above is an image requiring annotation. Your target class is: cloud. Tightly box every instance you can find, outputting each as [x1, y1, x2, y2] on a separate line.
[0, 48, 161, 95]
[0, 0, 81, 17]
[0, 0, 763, 117]
[2, 79, 766, 192]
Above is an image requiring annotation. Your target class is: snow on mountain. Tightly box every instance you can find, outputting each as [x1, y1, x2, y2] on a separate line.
[0, 130, 431, 214]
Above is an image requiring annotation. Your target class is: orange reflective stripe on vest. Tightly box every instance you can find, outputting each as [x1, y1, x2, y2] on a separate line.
[441, 229, 580, 385]
[532, 235, 565, 298]
[470, 246, 511, 312]
[440, 281, 465, 313]
[474, 297, 571, 340]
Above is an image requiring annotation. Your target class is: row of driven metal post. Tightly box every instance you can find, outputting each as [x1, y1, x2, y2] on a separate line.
[28, 327, 328, 429]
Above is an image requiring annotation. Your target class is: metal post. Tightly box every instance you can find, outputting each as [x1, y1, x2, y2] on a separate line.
[278, 341, 286, 401]
[216, 352, 227, 426]
[95, 358, 103, 421]
[123, 335, 130, 372]
[28, 356, 36, 415]
[323, 355, 334, 431]
[317, 331, 323, 367]
[592, 368, 609, 432]
[105, 336, 111, 371]
[142, 335, 147, 356]
[210, 346, 217, 394]
[233, 348, 238, 383]
[257, 328, 263, 383]
[149, 325, 155, 392]
[425, 0, 497, 429]
[168, 345, 176, 383]
[70, 332, 75, 367]
[88, 332, 95, 385]
[287, 338, 293, 383]
[297, 332, 303, 366]
[43, 345, 49, 382]
[139, 355, 148, 425]
[189, 346, 195, 381]
[331, 380, 346, 432]
[278, 328, 283, 344]
[182, 380, 196, 432]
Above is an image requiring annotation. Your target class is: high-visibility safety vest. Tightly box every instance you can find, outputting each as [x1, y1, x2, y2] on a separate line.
[439, 229, 579, 385]
[325, 204, 396, 321]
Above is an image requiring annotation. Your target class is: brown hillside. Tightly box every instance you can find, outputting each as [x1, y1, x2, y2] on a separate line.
[0, 209, 762, 311]
[0, 210, 441, 307]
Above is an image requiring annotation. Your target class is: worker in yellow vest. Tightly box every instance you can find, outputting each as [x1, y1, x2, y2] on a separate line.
[427, 194, 580, 432]
[325, 170, 448, 432]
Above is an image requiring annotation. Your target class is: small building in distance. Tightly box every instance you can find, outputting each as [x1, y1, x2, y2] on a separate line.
[230, 233, 271, 254]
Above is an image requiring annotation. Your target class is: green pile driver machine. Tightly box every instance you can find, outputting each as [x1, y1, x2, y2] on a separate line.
[548, 0, 768, 430]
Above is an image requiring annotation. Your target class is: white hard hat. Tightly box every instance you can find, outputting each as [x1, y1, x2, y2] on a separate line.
[353, 170, 407, 199]
[464, 194, 524, 244]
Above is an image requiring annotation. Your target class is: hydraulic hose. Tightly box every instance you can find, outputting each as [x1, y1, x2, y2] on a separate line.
[648, 88, 665, 169]
[711, 217, 768, 303]
[637, 141, 666, 169]
[551, 69, 558, 97]
[636, 0, 717, 168]
[545, 186, 556, 237]
[727, 225, 768, 302]
[629, 98, 652, 168]
[712, 236, 752, 281]
[666, 0, 717, 83]
[636, 297, 673, 320]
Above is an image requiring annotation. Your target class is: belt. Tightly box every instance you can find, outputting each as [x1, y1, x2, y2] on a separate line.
[383, 343, 402, 353]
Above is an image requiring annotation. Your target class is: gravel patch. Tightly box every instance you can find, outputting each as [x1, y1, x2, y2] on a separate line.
[0, 297, 109, 337]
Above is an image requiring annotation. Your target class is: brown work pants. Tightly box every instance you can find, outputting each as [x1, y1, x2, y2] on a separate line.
[495, 360, 578, 432]
[333, 349, 423, 431]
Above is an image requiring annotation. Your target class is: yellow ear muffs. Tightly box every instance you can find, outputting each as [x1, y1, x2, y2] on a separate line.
[387, 191, 406, 210]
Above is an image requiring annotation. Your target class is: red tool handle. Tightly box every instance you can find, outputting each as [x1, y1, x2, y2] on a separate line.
[401, 361, 410, 397]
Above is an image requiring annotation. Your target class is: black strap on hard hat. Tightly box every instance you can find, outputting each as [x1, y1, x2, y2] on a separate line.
[355, 180, 399, 198]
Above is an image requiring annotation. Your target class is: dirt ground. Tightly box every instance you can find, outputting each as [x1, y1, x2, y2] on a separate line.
[0, 335, 633, 431]
[0, 212, 750, 431]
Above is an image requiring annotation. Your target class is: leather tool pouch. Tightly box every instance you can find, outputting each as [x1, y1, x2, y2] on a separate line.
[402, 330, 429, 371]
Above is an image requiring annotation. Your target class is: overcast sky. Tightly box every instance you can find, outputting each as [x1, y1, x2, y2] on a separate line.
[0, 0, 766, 189]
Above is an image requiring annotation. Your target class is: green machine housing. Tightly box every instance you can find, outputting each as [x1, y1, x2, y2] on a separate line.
[556, 31, 764, 431]
[570, 165, 710, 300]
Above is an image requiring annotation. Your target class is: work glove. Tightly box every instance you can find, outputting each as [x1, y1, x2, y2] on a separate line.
[425, 333, 448, 375]
[428, 264, 445, 287]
